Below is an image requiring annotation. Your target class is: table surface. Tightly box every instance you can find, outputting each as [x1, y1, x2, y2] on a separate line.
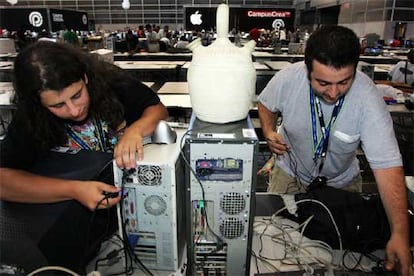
[157, 82, 188, 94]
[254, 62, 271, 71]
[373, 63, 394, 73]
[264, 61, 293, 71]
[0, 61, 13, 70]
[114, 52, 192, 57]
[115, 61, 186, 66]
[156, 82, 412, 115]
[181, 61, 270, 71]
[142, 82, 155, 88]
[114, 61, 178, 70]
[158, 94, 192, 108]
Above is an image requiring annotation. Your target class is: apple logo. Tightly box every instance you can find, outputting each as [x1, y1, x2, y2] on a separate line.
[190, 11, 202, 25]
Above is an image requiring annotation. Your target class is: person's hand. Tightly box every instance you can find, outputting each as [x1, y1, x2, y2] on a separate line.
[384, 233, 413, 275]
[114, 127, 144, 169]
[74, 181, 121, 211]
[265, 131, 290, 156]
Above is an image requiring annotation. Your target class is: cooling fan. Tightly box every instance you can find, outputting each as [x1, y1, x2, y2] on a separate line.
[137, 165, 162, 186]
[144, 195, 167, 216]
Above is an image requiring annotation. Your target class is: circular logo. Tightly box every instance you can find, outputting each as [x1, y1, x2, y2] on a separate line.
[82, 14, 88, 25]
[28, 11, 43, 27]
[272, 19, 285, 29]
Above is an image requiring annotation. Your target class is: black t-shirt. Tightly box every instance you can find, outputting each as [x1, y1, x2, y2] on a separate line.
[0, 79, 160, 170]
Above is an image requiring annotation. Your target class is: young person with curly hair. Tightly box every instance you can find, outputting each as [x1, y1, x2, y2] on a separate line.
[0, 41, 168, 210]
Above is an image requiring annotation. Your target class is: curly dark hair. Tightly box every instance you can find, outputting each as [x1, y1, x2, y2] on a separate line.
[305, 25, 360, 74]
[12, 41, 130, 152]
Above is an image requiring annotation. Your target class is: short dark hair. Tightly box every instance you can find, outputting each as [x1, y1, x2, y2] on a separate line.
[305, 25, 360, 73]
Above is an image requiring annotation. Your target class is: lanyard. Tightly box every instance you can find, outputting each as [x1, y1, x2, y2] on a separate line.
[66, 118, 106, 151]
[309, 87, 344, 169]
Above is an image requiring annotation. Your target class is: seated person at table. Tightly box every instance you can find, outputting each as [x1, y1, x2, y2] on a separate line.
[0, 41, 168, 269]
[258, 26, 411, 275]
[389, 49, 414, 87]
[125, 29, 140, 55]
[174, 35, 189, 49]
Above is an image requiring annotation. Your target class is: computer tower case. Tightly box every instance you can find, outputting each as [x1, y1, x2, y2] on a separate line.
[113, 129, 186, 271]
[184, 114, 258, 275]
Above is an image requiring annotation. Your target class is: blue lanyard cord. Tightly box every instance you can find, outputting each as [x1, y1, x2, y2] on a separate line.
[309, 90, 319, 153]
[309, 87, 344, 164]
[66, 118, 107, 151]
[66, 126, 90, 150]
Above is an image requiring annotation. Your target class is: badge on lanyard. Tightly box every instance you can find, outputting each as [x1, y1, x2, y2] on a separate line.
[309, 86, 345, 173]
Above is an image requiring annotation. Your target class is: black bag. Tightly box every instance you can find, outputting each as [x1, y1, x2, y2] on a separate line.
[291, 186, 391, 253]
[0, 150, 117, 274]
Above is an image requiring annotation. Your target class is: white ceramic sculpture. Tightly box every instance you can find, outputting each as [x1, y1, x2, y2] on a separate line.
[187, 4, 256, 123]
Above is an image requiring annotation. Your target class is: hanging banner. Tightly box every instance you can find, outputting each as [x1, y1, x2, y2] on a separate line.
[0, 8, 49, 32]
[0, 8, 88, 32]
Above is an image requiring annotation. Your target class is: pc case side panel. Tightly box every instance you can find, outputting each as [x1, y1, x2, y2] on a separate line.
[174, 154, 187, 272]
[186, 142, 256, 276]
[183, 141, 195, 276]
[113, 144, 186, 272]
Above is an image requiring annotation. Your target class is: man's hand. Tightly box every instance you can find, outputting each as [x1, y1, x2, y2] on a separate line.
[374, 167, 412, 276]
[384, 232, 413, 275]
[265, 131, 290, 156]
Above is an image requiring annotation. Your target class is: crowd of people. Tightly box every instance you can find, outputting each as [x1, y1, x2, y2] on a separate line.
[248, 27, 310, 48]
[0, 22, 413, 275]
[120, 24, 218, 54]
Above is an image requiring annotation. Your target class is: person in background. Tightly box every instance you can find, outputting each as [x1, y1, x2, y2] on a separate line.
[125, 29, 139, 55]
[174, 35, 189, 49]
[249, 27, 260, 43]
[158, 25, 170, 38]
[390, 37, 401, 47]
[0, 41, 168, 210]
[63, 27, 79, 46]
[279, 27, 287, 46]
[360, 37, 368, 54]
[15, 26, 29, 51]
[294, 28, 301, 43]
[258, 25, 411, 275]
[389, 49, 414, 87]
[137, 25, 145, 38]
[287, 29, 295, 44]
[145, 24, 160, 52]
[37, 29, 55, 42]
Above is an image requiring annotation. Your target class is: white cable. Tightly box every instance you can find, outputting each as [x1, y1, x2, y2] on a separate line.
[281, 194, 298, 215]
[252, 197, 344, 273]
[295, 199, 343, 262]
[28, 266, 80, 276]
[256, 218, 333, 265]
[280, 198, 342, 269]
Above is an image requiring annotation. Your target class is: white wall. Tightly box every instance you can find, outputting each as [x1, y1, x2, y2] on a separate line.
[341, 21, 414, 41]
[341, 21, 387, 38]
